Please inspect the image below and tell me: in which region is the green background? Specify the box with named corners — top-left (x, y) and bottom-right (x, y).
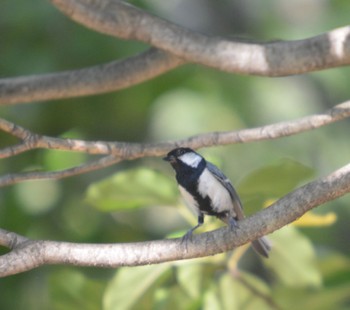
top-left (1, 1), bottom-right (350, 309)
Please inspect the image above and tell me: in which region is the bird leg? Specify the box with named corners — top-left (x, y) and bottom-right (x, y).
top-left (181, 214), bottom-right (204, 243)
top-left (228, 216), bottom-right (239, 230)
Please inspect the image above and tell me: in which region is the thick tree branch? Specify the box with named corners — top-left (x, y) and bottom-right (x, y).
top-left (51, 0), bottom-right (350, 76)
top-left (1, 161), bottom-right (350, 277)
top-left (0, 48), bottom-right (183, 105)
top-left (1, 1), bottom-right (349, 106)
top-left (1, 101), bottom-right (349, 186)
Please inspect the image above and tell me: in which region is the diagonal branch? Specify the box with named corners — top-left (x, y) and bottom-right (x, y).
top-left (1, 101), bottom-right (349, 186)
top-left (51, 0), bottom-right (350, 76)
top-left (1, 161), bottom-right (350, 277)
top-left (0, 48), bottom-right (183, 105)
top-left (0, 155), bottom-right (120, 187)
top-left (1, 101), bottom-right (350, 159)
top-left (2, 1), bottom-right (350, 106)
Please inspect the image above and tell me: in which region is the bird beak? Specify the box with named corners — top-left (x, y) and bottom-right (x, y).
top-left (163, 155), bottom-right (175, 163)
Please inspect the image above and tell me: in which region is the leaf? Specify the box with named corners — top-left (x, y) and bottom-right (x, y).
top-left (239, 159), bottom-right (314, 197)
top-left (219, 273), bottom-right (272, 310)
top-left (177, 263), bottom-right (203, 299)
top-left (265, 226), bottom-right (322, 287)
top-left (49, 269), bottom-right (104, 310)
top-left (85, 168), bottom-right (178, 211)
top-left (272, 284), bottom-right (350, 310)
top-left (103, 264), bottom-right (172, 310)
top-left (293, 211), bottom-right (337, 227)
top-left (238, 159), bottom-right (314, 213)
top-left (203, 285), bottom-right (222, 310)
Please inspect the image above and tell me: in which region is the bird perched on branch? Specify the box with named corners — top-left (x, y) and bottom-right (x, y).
top-left (163, 147), bottom-right (271, 258)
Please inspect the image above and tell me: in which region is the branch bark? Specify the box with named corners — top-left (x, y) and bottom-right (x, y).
top-left (1, 101), bottom-right (349, 186)
top-left (51, 0), bottom-right (350, 76)
top-left (1, 161), bottom-right (350, 277)
top-left (1, 1), bottom-right (349, 105)
top-left (0, 48), bottom-right (183, 105)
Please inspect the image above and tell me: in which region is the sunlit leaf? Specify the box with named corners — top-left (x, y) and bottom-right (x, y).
top-left (103, 264), bottom-right (172, 310)
top-left (293, 212), bottom-right (337, 227)
top-left (85, 168), bottom-right (178, 211)
top-left (265, 226), bottom-right (322, 287)
top-left (203, 285), bottom-right (221, 310)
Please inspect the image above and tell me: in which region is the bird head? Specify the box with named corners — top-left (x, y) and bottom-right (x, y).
top-left (163, 147), bottom-right (203, 168)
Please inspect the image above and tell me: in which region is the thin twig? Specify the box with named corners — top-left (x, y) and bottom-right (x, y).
top-left (1, 102), bottom-right (349, 186)
top-left (0, 101), bottom-right (349, 160)
top-left (0, 155), bottom-right (120, 187)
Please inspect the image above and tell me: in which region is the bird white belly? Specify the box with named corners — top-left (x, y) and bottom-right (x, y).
top-left (198, 168), bottom-right (233, 213)
top-left (178, 185), bottom-right (201, 216)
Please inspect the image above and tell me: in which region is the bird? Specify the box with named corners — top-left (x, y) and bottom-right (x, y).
top-left (163, 147), bottom-right (271, 258)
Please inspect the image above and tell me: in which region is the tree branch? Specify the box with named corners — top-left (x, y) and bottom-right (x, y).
top-left (1, 161), bottom-right (350, 277)
top-left (1, 101), bottom-right (349, 186)
top-left (0, 48), bottom-right (183, 105)
top-left (0, 155), bottom-right (120, 187)
top-left (1, 102), bottom-right (349, 158)
top-left (2, 1), bottom-right (349, 106)
top-left (51, 0), bottom-right (350, 76)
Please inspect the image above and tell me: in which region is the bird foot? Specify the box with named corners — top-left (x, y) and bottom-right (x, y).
top-left (229, 217), bottom-right (239, 230)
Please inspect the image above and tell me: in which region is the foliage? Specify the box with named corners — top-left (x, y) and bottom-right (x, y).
top-left (1, 1), bottom-right (350, 309)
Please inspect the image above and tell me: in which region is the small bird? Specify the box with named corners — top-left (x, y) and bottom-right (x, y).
top-left (163, 147), bottom-right (271, 258)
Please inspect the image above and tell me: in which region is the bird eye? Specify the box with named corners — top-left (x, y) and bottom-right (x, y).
top-left (178, 149), bottom-right (185, 155)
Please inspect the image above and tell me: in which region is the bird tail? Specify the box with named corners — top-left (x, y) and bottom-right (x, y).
top-left (251, 236), bottom-right (271, 258)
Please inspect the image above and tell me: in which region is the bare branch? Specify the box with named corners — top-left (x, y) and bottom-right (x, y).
top-left (1, 161), bottom-right (350, 277)
top-left (51, 0), bottom-right (350, 76)
top-left (2, 1), bottom-right (349, 106)
top-left (1, 101), bottom-right (349, 159)
top-left (0, 48), bottom-right (183, 105)
top-left (0, 155), bottom-right (120, 187)
top-left (1, 102), bottom-right (349, 186)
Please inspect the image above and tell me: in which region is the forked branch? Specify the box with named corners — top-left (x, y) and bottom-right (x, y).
top-left (0, 101), bottom-right (349, 186)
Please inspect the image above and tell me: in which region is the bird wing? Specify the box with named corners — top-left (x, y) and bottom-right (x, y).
top-left (206, 162), bottom-right (245, 220)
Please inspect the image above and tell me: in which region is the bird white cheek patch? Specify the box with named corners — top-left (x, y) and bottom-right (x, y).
top-left (179, 152), bottom-right (202, 168)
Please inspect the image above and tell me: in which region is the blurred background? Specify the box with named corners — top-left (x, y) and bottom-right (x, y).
top-left (0, 0), bottom-right (350, 309)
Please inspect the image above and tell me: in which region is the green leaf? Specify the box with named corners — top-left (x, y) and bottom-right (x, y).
top-left (265, 226), bottom-right (322, 287)
top-left (203, 285), bottom-right (221, 310)
top-left (238, 159), bottom-right (314, 213)
top-left (85, 168), bottom-right (178, 211)
top-left (318, 253), bottom-right (350, 285)
top-left (272, 284), bottom-right (350, 310)
top-left (177, 263), bottom-right (203, 299)
top-left (49, 269), bottom-right (105, 310)
top-left (103, 264), bottom-right (172, 310)
top-left (239, 158), bottom-right (314, 198)
top-left (219, 273), bottom-right (272, 310)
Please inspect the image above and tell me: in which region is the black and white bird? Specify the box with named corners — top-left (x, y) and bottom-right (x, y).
top-left (163, 147), bottom-right (271, 258)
